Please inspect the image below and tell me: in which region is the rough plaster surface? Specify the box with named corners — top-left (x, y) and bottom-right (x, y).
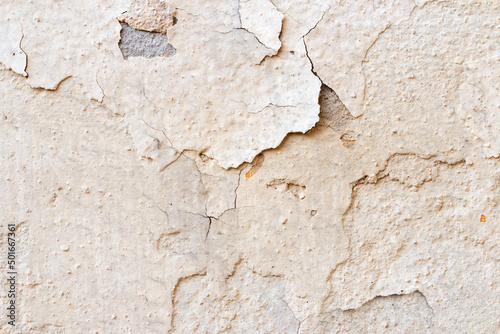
top-left (0, 0), bottom-right (499, 333)
top-left (118, 0), bottom-right (176, 34)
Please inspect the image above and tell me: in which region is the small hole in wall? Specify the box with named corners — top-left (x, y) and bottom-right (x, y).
top-left (199, 152), bottom-right (209, 162)
top-left (173, 16), bottom-right (178, 25)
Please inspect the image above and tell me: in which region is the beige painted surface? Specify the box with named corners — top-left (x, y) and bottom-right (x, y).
top-left (0, 0), bottom-right (499, 333)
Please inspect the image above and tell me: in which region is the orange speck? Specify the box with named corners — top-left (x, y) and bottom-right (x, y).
top-left (245, 169), bottom-right (256, 178)
top-left (480, 214), bottom-right (486, 222)
top-left (341, 139), bottom-right (356, 148)
top-left (245, 154), bottom-right (264, 179)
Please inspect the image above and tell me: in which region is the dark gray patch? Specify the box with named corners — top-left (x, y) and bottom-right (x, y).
top-left (318, 84), bottom-right (354, 131)
top-left (118, 22), bottom-right (176, 59)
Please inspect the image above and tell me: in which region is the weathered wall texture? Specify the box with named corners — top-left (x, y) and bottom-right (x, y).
top-left (1, 0), bottom-right (499, 333)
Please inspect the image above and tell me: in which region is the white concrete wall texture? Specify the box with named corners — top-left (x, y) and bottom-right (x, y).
top-left (0, 0), bottom-right (499, 332)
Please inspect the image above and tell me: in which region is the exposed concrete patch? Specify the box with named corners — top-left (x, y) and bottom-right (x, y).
top-left (318, 84), bottom-right (354, 132)
top-left (118, 22), bottom-right (176, 59)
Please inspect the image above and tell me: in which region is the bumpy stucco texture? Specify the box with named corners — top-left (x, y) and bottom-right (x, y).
top-left (0, 0), bottom-right (499, 333)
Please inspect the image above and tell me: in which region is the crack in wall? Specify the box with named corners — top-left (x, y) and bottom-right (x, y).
top-left (216, 27), bottom-right (275, 56)
top-left (281, 298), bottom-right (301, 334)
top-left (18, 25), bottom-right (27, 77)
top-left (238, 0), bottom-right (283, 54)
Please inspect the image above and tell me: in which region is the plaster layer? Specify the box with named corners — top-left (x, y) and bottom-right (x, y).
top-left (0, 18), bottom-right (26, 76)
top-left (118, 0), bottom-right (176, 34)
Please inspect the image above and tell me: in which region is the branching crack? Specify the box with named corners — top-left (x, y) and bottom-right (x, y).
top-left (217, 27), bottom-right (275, 54)
top-left (302, 7), bottom-right (329, 40)
top-left (248, 102), bottom-right (313, 114)
top-left (203, 215), bottom-right (217, 240)
top-left (139, 115), bottom-right (174, 148)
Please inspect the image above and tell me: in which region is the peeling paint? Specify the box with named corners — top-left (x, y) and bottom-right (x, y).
top-left (239, 0), bottom-right (284, 53)
top-left (1, 0), bottom-right (499, 333)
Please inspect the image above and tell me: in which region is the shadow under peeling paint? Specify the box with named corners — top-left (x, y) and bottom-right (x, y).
top-left (118, 22), bottom-right (176, 59)
top-left (318, 84), bottom-right (354, 132)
